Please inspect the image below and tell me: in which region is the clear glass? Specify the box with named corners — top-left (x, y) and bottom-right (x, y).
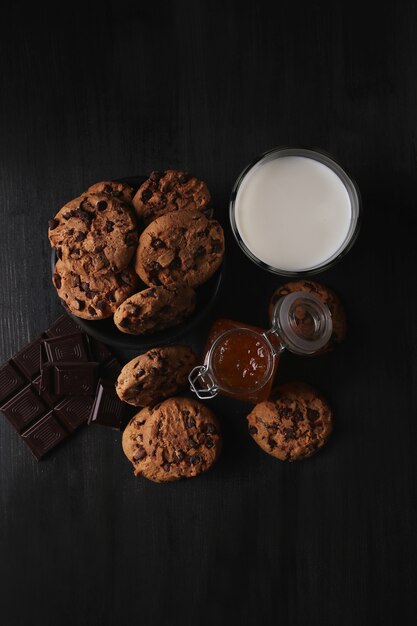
top-left (229, 146), bottom-right (362, 277)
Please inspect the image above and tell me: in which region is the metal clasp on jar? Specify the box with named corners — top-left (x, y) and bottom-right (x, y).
top-left (188, 366), bottom-right (219, 399)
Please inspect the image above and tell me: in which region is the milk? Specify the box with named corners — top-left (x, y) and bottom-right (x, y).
top-left (234, 155), bottom-right (352, 272)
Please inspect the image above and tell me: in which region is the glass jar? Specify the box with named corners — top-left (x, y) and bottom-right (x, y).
top-left (189, 291), bottom-right (333, 403)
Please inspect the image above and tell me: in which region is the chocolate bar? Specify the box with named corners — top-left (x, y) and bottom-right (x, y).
top-left (0, 314), bottom-right (124, 459)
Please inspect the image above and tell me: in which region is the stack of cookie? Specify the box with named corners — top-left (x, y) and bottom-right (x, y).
top-left (48, 171), bottom-right (225, 335)
top-left (49, 181), bottom-right (140, 319)
top-left (116, 346), bottom-right (222, 483)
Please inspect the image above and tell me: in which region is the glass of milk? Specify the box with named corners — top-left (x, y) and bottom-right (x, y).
top-left (230, 147), bottom-right (361, 276)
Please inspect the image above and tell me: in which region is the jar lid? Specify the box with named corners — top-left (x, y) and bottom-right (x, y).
top-left (270, 291), bottom-right (333, 355)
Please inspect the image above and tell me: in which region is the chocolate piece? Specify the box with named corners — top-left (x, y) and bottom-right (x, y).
top-left (100, 357), bottom-right (123, 381)
top-left (40, 361), bottom-right (98, 396)
top-left (0, 384), bottom-right (48, 434)
top-left (21, 412), bottom-right (69, 460)
top-left (88, 337), bottom-right (113, 363)
top-left (32, 375), bottom-right (62, 407)
top-left (43, 333), bottom-right (89, 363)
top-left (55, 362), bottom-right (98, 396)
top-left (12, 336), bottom-right (45, 380)
top-left (0, 362), bottom-right (26, 404)
top-left (88, 379), bottom-right (126, 430)
top-left (54, 397), bottom-right (95, 432)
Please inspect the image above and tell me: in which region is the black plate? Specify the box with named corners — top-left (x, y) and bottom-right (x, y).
top-left (50, 176), bottom-right (223, 350)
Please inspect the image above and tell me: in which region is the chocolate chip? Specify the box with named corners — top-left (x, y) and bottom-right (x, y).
top-left (106, 292), bottom-right (116, 302)
top-left (307, 408), bottom-right (320, 422)
top-left (56, 247), bottom-right (62, 260)
top-left (104, 185), bottom-right (113, 195)
top-left (96, 300), bottom-right (107, 311)
top-left (73, 275), bottom-right (81, 288)
top-left (169, 256), bottom-right (181, 270)
top-left (151, 237), bottom-right (166, 250)
top-left (81, 281), bottom-right (89, 292)
top-left (63, 211), bottom-right (72, 219)
top-left (211, 240), bottom-right (222, 254)
top-left (268, 436), bottom-right (277, 448)
top-left (88, 306), bottom-right (97, 316)
top-left (248, 426), bottom-right (258, 435)
top-left (72, 248), bottom-right (81, 256)
top-left (119, 272), bottom-right (132, 285)
top-left (145, 288), bottom-right (157, 298)
top-left (113, 189), bottom-right (121, 197)
top-left (49, 218), bottom-right (59, 230)
top-left (293, 409), bottom-right (304, 422)
top-left (190, 455), bottom-right (201, 465)
top-left (135, 369), bottom-right (145, 378)
top-left (175, 450), bottom-right (185, 462)
top-left (197, 228), bottom-right (210, 238)
top-left (96, 200), bottom-right (107, 211)
top-left (194, 245), bottom-right (205, 258)
top-left (205, 437), bottom-right (214, 449)
top-left (162, 462), bottom-right (170, 472)
top-left (67, 228), bottom-right (74, 236)
top-left (305, 281), bottom-right (319, 292)
top-left (53, 274), bottom-right (61, 289)
top-left (178, 173), bottom-right (190, 184)
top-left (205, 423), bottom-right (217, 435)
top-left (133, 447), bottom-right (146, 461)
top-left (188, 437), bottom-right (198, 448)
top-left (119, 318), bottom-right (130, 328)
top-left (94, 245), bottom-right (104, 253)
top-left (148, 261), bottom-right (162, 285)
top-left (149, 171), bottom-right (163, 183)
top-left (105, 220), bottom-right (114, 233)
top-left (141, 189), bottom-right (153, 203)
top-left (100, 254), bottom-right (110, 268)
top-left (74, 298), bottom-right (85, 311)
top-left (125, 232), bottom-right (137, 246)
top-left (280, 407), bottom-right (292, 418)
top-left (284, 428), bottom-right (295, 439)
top-left (186, 416), bottom-right (196, 428)
top-left (75, 208), bottom-right (92, 222)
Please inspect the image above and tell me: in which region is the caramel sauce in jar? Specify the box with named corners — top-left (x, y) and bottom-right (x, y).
top-left (202, 319), bottom-right (280, 403)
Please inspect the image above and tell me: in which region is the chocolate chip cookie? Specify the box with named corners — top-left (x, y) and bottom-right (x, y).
top-left (135, 210), bottom-right (224, 288)
top-left (132, 170), bottom-right (211, 225)
top-left (52, 260), bottom-right (139, 320)
top-left (122, 397), bottom-right (221, 482)
top-left (247, 382), bottom-right (332, 461)
top-left (113, 284), bottom-right (196, 334)
top-left (48, 193), bottom-right (138, 274)
top-left (116, 346), bottom-right (196, 406)
top-left (269, 280), bottom-right (347, 353)
top-left (86, 181), bottom-right (134, 204)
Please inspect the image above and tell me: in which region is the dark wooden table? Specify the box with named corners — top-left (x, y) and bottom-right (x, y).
top-left (1, 2), bottom-right (416, 625)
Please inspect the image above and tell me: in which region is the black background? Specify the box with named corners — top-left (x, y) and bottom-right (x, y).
top-left (1, 2), bottom-right (416, 625)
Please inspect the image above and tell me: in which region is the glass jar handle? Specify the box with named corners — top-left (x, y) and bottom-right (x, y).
top-left (188, 366), bottom-right (219, 399)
